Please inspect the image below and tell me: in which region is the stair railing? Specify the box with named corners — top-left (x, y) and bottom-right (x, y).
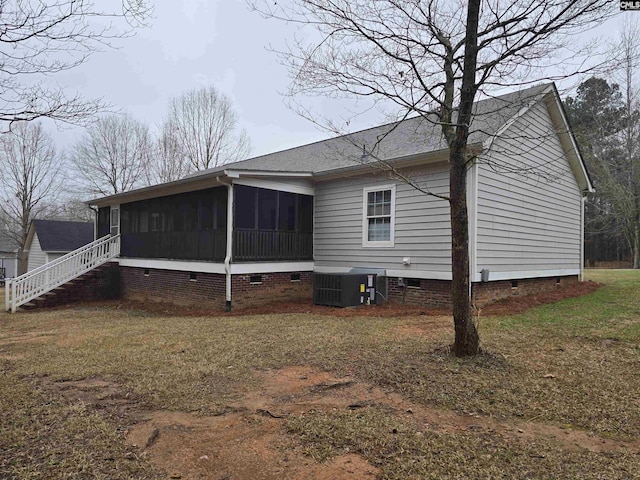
top-left (5, 234), bottom-right (120, 313)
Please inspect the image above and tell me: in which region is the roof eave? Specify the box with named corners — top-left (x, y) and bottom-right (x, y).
top-left (545, 86), bottom-right (594, 194)
top-left (88, 169), bottom-right (316, 207)
top-left (312, 147), bottom-right (475, 181)
top-left (224, 169), bottom-right (313, 179)
top-left (87, 174), bottom-right (229, 207)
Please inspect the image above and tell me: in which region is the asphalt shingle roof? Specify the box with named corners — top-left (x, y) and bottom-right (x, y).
top-left (32, 220), bottom-right (93, 252)
top-left (90, 83), bottom-right (558, 206)
top-left (189, 83), bottom-right (551, 177)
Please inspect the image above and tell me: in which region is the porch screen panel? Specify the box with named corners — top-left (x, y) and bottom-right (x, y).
top-left (97, 207), bottom-right (110, 238)
top-left (120, 187), bottom-right (227, 261)
top-left (233, 185), bottom-right (313, 261)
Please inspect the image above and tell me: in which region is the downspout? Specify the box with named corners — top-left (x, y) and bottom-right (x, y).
top-left (580, 195), bottom-right (586, 282)
top-left (217, 176), bottom-right (233, 311)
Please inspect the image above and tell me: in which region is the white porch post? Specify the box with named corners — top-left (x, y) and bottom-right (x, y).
top-left (224, 182), bottom-right (234, 311)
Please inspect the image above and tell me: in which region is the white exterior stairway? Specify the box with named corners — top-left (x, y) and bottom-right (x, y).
top-left (5, 234), bottom-right (120, 313)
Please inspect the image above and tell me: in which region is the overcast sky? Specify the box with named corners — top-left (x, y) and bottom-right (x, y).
top-left (50, 0), bottom-right (627, 159)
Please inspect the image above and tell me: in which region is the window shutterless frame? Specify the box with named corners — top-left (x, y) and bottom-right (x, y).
top-left (362, 184), bottom-right (396, 247)
top-left (110, 206), bottom-right (120, 236)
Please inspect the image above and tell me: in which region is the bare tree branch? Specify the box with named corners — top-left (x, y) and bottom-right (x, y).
top-left (163, 86), bottom-right (252, 173)
top-left (0, 0), bottom-right (152, 129)
top-left (0, 121), bottom-right (64, 271)
top-left (70, 114), bottom-right (152, 196)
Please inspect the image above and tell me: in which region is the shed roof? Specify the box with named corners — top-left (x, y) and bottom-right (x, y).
top-left (31, 220), bottom-right (94, 252)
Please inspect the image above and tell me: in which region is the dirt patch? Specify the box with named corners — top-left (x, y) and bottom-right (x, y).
top-left (48, 280), bottom-right (600, 320)
top-left (388, 316), bottom-right (452, 339)
top-left (24, 362), bottom-right (640, 479)
top-left (0, 330), bottom-right (59, 345)
top-left (107, 365), bottom-right (639, 479)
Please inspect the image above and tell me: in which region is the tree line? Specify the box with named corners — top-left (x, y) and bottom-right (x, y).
top-left (563, 23), bottom-right (640, 269)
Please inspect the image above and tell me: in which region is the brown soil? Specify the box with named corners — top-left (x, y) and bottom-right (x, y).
top-left (54, 280), bottom-right (601, 319)
top-left (476, 280), bottom-right (601, 316)
top-left (43, 363), bottom-right (638, 480)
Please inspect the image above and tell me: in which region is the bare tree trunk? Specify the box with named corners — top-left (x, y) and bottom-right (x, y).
top-left (449, 0), bottom-right (481, 357)
top-left (634, 220), bottom-right (640, 269)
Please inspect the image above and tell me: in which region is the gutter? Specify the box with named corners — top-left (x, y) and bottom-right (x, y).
top-left (217, 175), bottom-right (234, 311)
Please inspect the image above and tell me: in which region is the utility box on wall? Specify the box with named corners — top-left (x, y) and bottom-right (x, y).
top-left (313, 273), bottom-right (377, 307)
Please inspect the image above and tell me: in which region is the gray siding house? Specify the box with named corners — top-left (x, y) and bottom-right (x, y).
top-left (90, 83), bottom-right (591, 309)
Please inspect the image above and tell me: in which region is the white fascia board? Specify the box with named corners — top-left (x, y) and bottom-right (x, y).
top-left (471, 268), bottom-right (581, 282)
top-left (314, 265), bottom-right (453, 280)
top-left (224, 169), bottom-right (313, 178)
top-left (385, 269), bottom-right (452, 280)
top-left (545, 91), bottom-right (594, 193)
top-left (118, 258), bottom-right (227, 274)
top-left (231, 262), bottom-right (314, 274)
top-left (88, 176), bottom-right (226, 207)
top-left (232, 177), bottom-right (315, 196)
top-left (117, 258), bottom-right (314, 275)
top-left (313, 265), bottom-right (352, 274)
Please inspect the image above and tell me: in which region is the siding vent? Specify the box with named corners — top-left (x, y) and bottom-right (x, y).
top-left (189, 272), bottom-right (197, 281)
top-left (144, 269), bottom-right (150, 276)
top-left (556, 277), bottom-right (561, 285)
top-left (250, 274), bottom-right (263, 284)
top-left (511, 280), bottom-right (518, 289)
top-left (291, 273), bottom-right (301, 282)
top-left (407, 278), bottom-right (421, 289)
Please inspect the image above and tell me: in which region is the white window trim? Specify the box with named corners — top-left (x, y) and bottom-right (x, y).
top-left (110, 205), bottom-right (120, 236)
top-left (362, 184), bottom-right (396, 248)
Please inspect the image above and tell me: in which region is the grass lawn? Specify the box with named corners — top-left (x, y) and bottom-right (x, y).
top-left (1, 270), bottom-right (639, 479)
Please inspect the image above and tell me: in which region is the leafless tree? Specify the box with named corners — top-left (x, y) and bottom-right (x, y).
top-left (596, 21), bottom-right (640, 268)
top-left (146, 122), bottom-right (194, 184)
top-left (163, 86), bottom-right (251, 173)
top-left (0, 122), bottom-right (64, 272)
top-left (0, 0), bottom-right (152, 129)
top-left (71, 114), bottom-right (152, 196)
top-left (250, 0), bottom-right (616, 356)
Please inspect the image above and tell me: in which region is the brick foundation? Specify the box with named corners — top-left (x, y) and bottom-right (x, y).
top-left (116, 266), bottom-right (579, 311)
top-left (471, 275), bottom-right (579, 306)
top-left (231, 271), bottom-right (313, 308)
top-left (387, 277), bottom-right (452, 309)
top-left (119, 266), bottom-right (312, 310)
top-left (385, 275), bottom-right (580, 309)
top-left (32, 262), bottom-right (120, 309)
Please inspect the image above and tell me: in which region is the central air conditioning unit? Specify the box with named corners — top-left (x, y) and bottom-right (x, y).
top-left (313, 273), bottom-right (377, 307)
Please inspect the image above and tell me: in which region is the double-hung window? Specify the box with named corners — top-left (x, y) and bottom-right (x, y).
top-left (362, 185), bottom-right (395, 247)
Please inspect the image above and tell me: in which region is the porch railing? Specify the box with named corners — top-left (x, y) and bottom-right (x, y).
top-left (233, 230), bottom-right (313, 261)
top-left (5, 234), bottom-right (120, 313)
